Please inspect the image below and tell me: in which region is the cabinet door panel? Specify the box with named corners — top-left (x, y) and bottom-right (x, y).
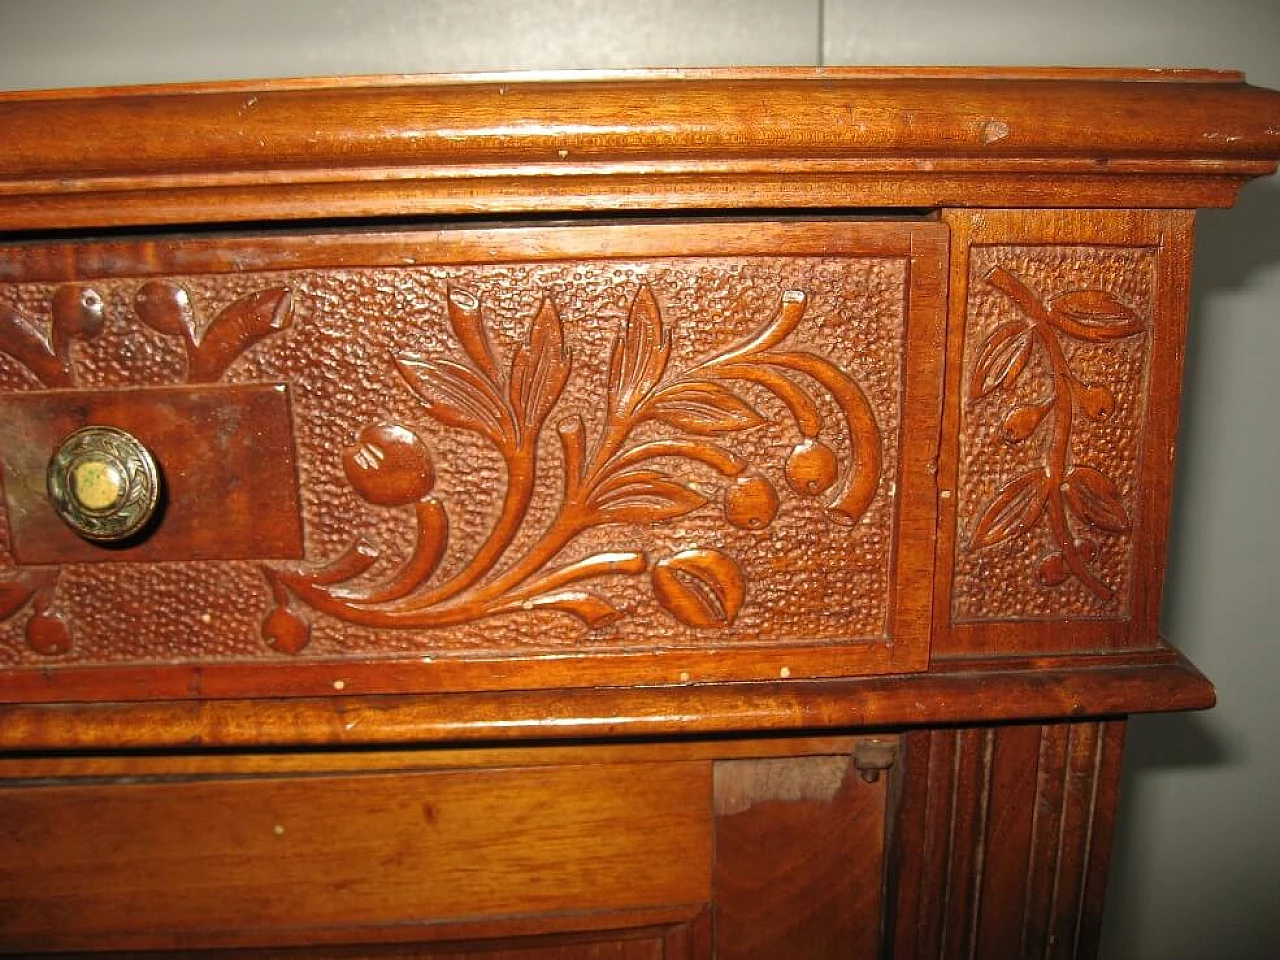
top-left (0, 762), bottom-right (711, 953)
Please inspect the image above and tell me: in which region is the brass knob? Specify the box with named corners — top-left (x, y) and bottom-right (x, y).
top-left (47, 426), bottom-right (161, 542)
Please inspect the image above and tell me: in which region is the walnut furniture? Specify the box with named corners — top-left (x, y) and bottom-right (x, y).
top-left (1, 68), bottom-right (1279, 958)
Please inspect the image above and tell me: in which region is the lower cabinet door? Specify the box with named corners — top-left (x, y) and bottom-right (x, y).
top-left (0, 738), bottom-right (891, 958)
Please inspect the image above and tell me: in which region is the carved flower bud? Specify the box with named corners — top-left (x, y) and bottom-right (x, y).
top-left (51, 284), bottom-right (105, 342)
top-left (784, 439), bottom-right (839, 496)
top-left (723, 474), bottom-right (779, 530)
top-left (1078, 384), bottom-right (1115, 422)
top-left (1001, 403), bottom-right (1050, 444)
top-left (1037, 551), bottom-right (1070, 587)
top-left (262, 607), bottom-right (311, 655)
top-left (343, 422), bottom-right (435, 507)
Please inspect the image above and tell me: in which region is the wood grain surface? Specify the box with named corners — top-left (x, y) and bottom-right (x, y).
top-left (1, 71), bottom-right (1279, 227)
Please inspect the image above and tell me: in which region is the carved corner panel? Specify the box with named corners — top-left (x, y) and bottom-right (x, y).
top-left (954, 245), bottom-right (1154, 621)
top-left (939, 209), bottom-right (1194, 656)
top-left (0, 223), bottom-right (945, 698)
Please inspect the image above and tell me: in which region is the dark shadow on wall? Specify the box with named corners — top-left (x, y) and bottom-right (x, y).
top-left (1101, 178), bottom-right (1280, 960)
top-left (1102, 712), bottom-right (1236, 959)
top-left (1164, 179), bottom-right (1280, 631)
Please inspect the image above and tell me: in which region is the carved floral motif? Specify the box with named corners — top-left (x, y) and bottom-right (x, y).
top-left (966, 267), bottom-right (1144, 601)
top-left (261, 284), bottom-right (881, 653)
top-left (0, 283), bottom-right (293, 653)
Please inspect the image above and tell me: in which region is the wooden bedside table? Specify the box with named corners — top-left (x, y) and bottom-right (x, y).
top-left (1, 68), bottom-right (1277, 958)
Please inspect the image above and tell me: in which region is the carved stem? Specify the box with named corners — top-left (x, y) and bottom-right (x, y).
top-left (1036, 318), bottom-right (1111, 600)
top-left (761, 350), bottom-right (882, 525)
top-left (390, 444), bottom-right (538, 610)
top-left (713, 363), bottom-right (823, 437)
top-left (333, 499), bottom-right (448, 605)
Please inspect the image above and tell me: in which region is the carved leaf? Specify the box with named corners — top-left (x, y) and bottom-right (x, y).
top-left (969, 319), bottom-right (1033, 401)
top-left (188, 287), bottom-right (293, 382)
top-left (1062, 465), bottom-right (1130, 533)
top-left (970, 468), bottom-right (1051, 550)
top-left (1047, 289), bottom-right (1144, 342)
top-left (0, 302), bottom-right (66, 387)
top-left (508, 297), bottom-right (571, 432)
top-left (588, 469), bottom-right (708, 525)
top-left (519, 591), bottom-right (624, 628)
top-left (652, 548), bottom-right (746, 628)
top-left (446, 288), bottom-right (502, 385)
top-left (0, 577), bottom-right (36, 621)
top-left (645, 381), bottom-right (766, 435)
top-left (607, 284), bottom-right (671, 416)
top-left (396, 355), bottom-right (509, 441)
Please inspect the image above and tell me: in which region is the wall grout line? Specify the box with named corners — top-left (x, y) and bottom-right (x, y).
top-left (817, 0), bottom-right (826, 67)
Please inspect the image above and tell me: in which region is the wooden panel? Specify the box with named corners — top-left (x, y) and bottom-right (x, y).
top-left (887, 720), bottom-right (1125, 960)
top-left (0, 219), bottom-right (946, 701)
top-left (713, 753), bottom-right (888, 959)
top-left (936, 209), bottom-right (1194, 655)
top-left (0, 761), bottom-right (713, 953)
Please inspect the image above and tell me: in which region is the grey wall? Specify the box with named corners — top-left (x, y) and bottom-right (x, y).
top-left (1, 1), bottom-right (1277, 956)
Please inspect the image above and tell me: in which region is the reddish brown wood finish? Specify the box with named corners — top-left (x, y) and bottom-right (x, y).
top-left (0, 220), bottom-right (945, 702)
top-left (714, 754), bottom-right (888, 958)
top-left (0, 647), bottom-right (1212, 751)
top-left (1, 70), bottom-right (1279, 227)
top-left (0, 70), bottom-right (1276, 960)
top-left (935, 210), bottom-right (1193, 657)
top-left (0, 737), bottom-right (883, 957)
top-left (0, 383), bottom-right (303, 563)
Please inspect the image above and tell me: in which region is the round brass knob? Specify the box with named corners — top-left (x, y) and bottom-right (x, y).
top-left (47, 426), bottom-right (161, 542)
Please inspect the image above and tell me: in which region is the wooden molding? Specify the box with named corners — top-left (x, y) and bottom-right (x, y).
top-left (2, 70), bottom-right (1280, 227)
top-left (0, 648), bottom-right (1211, 751)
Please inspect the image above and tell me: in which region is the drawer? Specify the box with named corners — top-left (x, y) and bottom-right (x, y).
top-left (0, 220), bottom-right (947, 702)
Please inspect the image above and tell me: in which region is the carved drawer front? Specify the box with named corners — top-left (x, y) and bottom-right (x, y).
top-left (0, 221), bottom-right (946, 701)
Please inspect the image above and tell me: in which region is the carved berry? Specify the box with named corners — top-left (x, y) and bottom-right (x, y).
top-left (1078, 384), bottom-right (1116, 421)
top-left (1001, 403), bottom-right (1049, 444)
top-left (1036, 552), bottom-right (1070, 587)
top-left (26, 609), bottom-right (72, 655)
top-left (784, 439), bottom-right (839, 496)
top-left (263, 607), bottom-right (311, 655)
top-left (343, 422), bottom-right (435, 507)
top-left (134, 279), bottom-right (196, 341)
top-left (723, 474), bottom-right (779, 530)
